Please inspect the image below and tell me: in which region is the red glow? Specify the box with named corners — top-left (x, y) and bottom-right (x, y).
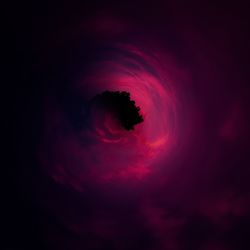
top-left (39, 42), bottom-right (189, 190)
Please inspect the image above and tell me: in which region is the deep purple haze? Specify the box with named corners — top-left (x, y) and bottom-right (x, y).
top-left (26, 1), bottom-right (250, 250)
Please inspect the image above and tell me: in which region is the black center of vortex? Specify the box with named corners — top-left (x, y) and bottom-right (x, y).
top-left (91, 91), bottom-right (144, 131)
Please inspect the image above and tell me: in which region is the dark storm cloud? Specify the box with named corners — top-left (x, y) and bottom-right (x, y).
top-left (10, 1), bottom-right (250, 249)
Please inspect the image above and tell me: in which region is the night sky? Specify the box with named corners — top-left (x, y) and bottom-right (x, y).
top-left (6, 1), bottom-right (250, 249)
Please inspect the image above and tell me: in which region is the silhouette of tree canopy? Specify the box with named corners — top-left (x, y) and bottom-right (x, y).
top-left (91, 91), bottom-right (144, 130)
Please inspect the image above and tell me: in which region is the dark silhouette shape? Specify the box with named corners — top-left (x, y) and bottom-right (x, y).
top-left (91, 91), bottom-right (144, 130)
